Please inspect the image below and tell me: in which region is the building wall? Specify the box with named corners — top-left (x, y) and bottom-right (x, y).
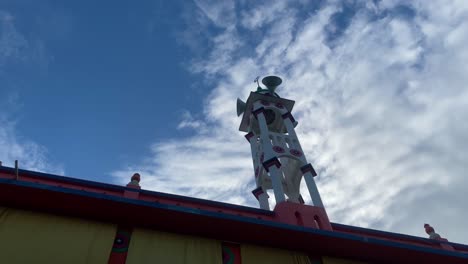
top-left (125, 228), bottom-right (222, 264)
top-left (0, 206), bottom-right (116, 264)
top-left (125, 228), bottom-right (366, 264)
top-left (0, 206), bottom-right (368, 264)
top-left (239, 244), bottom-right (311, 264)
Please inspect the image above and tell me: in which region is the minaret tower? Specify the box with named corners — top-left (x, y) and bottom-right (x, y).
top-left (237, 76), bottom-right (324, 211)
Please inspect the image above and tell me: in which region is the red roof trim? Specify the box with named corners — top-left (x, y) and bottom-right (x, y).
top-left (0, 166), bottom-right (273, 216)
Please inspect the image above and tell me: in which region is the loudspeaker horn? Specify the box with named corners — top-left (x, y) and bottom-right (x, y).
top-left (237, 98), bottom-right (247, 116)
top-left (262, 76), bottom-right (282, 94)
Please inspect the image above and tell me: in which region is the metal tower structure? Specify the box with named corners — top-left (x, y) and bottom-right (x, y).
top-left (237, 76), bottom-right (324, 210)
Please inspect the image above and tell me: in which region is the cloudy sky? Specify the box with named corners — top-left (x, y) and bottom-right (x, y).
top-left (1, 0), bottom-right (468, 244)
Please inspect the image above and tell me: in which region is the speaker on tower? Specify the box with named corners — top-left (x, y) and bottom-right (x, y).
top-left (237, 98), bottom-right (247, 116)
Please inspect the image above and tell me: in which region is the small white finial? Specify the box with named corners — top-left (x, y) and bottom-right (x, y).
top-left (424, 223), bottom-right (442, 240)
top-left (127, 173), bottom-right (141, 188)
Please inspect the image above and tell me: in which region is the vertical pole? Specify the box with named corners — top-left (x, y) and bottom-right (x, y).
top-left (283, 113), bottom-right (298, 137)
top-left (269, 165), bottom-right (286, 204)
top-left (283, 112), bottom-right (302, 150)
top-left (254, 103), bottom-right (286, 205)
top-left (245, 132), bottom-right (259, 179)
top-left (15, 160), bottom-right (19, 180)
top-left (258, 192), bottom-right (270, 210)
top-left (253, 105), bottom-right (272, 151)
top-left (303, 172), bottom-right (324, 208)
top-left (285, 110), bottom-right (325, 208)
top-left (252, 187), bottom-right (270, 210)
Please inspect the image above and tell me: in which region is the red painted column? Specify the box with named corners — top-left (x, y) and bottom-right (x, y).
top-left (108, 173), bottom-right (141, 264)
top-left (108, 227), bottom-right (133, 264)
top-left (222, 242), bottom-right (242, 264)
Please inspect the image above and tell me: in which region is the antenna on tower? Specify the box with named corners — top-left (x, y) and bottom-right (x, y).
top-left (237, 75), bottom-right (283, 117)
top-left (254, 76), bottom-right (261, 91)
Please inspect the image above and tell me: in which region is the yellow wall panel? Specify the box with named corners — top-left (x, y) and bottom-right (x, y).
top-left (126, 229), bottom-right (222, 264)
top-left (0, 206), bottom-right (116, 264)
top-left (241, 244), bottom-right (311, 264)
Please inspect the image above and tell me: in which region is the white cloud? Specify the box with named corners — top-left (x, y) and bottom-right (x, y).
top-left (240, 1), bottom-right (291, 30)
top-left (0, 10), bottom-right (61, 174)
top-left (0, 11), bottom-right (28, 70)
top-left (193, 0), bottom-right (236, 28)
top-left (0, 113), bottom-right (63, 174)
top-left (113, 0), bottom-right (468, 244)
top-left (177, 111), bottom-right (206, 131)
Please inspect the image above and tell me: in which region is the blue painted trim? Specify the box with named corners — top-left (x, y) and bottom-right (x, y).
top-left (0, 166), bottom-right (273, 216)
top-left (1, 178), bottom-right (467, 259)
top-left (137, 189), bottom-right (274, 216)
top-left (331, 222), bottom-right (434, 243)
top-left (331, 222), bottom-right (468, 250)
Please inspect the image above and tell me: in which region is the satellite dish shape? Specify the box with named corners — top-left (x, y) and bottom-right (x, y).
top-left (262, 76), bottom-right (282, 94)
top-left (237, 98), bottom-right (246, 116)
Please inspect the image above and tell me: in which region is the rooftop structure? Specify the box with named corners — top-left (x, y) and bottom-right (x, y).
top-left (1, 166), bottom-right (467, 263)
top-left (0, 76), bottom-right (467, 263)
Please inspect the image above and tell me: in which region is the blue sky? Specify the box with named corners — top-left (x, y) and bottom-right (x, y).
top-left (2, 0), bottom-right (468, 244)
top-left (1, 1), bottom-right (207, 181)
